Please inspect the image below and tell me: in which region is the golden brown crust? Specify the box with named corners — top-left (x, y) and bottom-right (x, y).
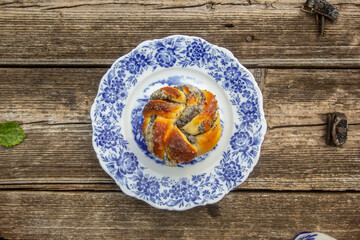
top-left (195, 113), bottom-right (222, 155)
top-left (142, 85), bottom-right (222, 166)
top-left (142, 100), bottom-right (184, 119)
top-left (165, 126), bottom-right (197, 163)
top-left (152, 117), bottom-right (174, 159)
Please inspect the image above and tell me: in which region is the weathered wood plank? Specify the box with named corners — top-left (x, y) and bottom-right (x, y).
top-left (0, 68), bottom-right (359, 126)
top-left (264, 69), bottom-right (360, 127)
top-left (0, 124), bottom-right (359, 191)
top-left (0, 191), bottom-right (359, 239)
top-left (3, 0), bottom-right (360, 8)
top-left (0, 67), bottom-right (359, 190)
top-left (0, 68), bottom-right (103, 124)
top-left (0, 0), bottom-right (359, 67)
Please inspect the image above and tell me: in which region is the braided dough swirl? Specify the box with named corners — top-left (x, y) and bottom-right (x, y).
top-left (142, 85), bottom-right (222, 167)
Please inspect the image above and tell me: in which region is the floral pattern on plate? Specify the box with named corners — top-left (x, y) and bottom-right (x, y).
top-left (91, 35), bottom-right (266, 210)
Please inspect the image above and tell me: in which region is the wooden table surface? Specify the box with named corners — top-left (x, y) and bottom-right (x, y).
top-left (1, 1), bottom-right (359, 239)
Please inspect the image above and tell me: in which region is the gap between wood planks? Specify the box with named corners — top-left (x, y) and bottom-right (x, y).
top-left (0, 1), bottom-right (308, 11)
top-left (2, 1), bottom-right (360, 10)
top-left (1, 59), bottom-right (360, 69)
top-left (1, 183), bottom-right (359, 193)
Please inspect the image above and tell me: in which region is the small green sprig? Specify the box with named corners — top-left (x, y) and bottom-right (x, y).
top-left (0, 122), bottom-right (26, 147)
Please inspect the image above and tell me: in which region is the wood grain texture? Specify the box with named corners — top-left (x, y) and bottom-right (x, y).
top-left (0, 67), bottom-right (359, 190)
top-left (0, 191), bottom-right (359, 240)
top-left (1, 68), bottom-right (359, 126)
top-left (0, 123), bottom-right (359, 191)
top-left (0, 0), bottom-right (359, 67)
top-left (0, 1), bottom-right (359, 239)
top-left (0, 68), bottom-right (103, 124)
top-left (264, 69), bottom-right (360, 127)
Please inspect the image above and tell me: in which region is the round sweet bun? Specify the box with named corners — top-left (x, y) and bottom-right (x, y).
top-left (142, 85), bottom-right (222, 167)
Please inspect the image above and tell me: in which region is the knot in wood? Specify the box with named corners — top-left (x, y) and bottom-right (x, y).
top-left (326, 113), bottom-right (348, 146)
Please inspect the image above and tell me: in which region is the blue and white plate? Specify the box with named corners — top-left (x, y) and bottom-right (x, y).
top-left (91, 35), bottom-right (266, 210)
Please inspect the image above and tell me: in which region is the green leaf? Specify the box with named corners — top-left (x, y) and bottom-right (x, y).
top-left (0, 122), bottom-right (26, 147)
